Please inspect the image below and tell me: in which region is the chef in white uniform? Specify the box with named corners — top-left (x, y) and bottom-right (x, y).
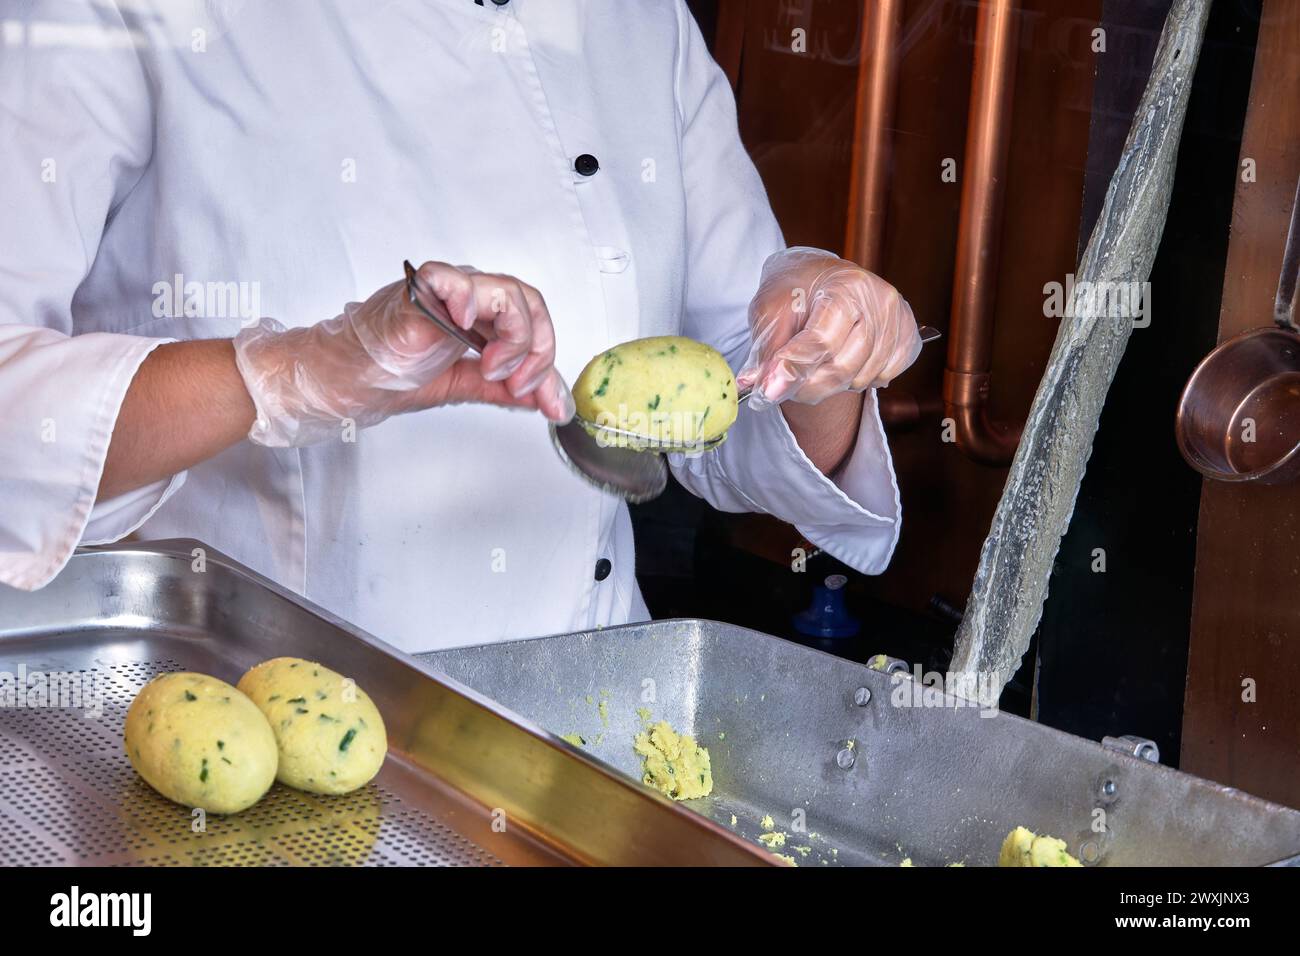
top-left (0, 0), bottom-right (921, 652)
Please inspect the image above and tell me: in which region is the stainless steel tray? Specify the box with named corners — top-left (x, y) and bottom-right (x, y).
top-left (420, 620), bottom-right (1300, 866)
top-left (0, 542), bottom-right (771, 867)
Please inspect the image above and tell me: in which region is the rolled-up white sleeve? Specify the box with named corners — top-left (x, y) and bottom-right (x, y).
top-left (666, 0), bottom-right (903, 574)
top-left (0, 1), bottom-right (185, 591)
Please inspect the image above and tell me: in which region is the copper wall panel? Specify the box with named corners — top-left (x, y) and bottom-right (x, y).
top-left (1182, 0), bottom-right (1300, 808)
top-left (731, 0), bottom-right (1099, 613)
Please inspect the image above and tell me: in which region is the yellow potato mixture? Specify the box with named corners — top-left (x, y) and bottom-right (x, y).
top-left (633, 720), bottom-right (713, 800)
top-left (573, 336), bottom-right (739, 446)
top-left (124, 673), bottom-right (277, 814)
top-left (237, 657), bottom-right (387, 795)
top-left (998, 826), bottom-right (1083, 867)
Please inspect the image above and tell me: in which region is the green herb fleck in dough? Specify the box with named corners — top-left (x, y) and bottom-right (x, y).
top-left (592, 376), bottom-right (610, 398)
top-left (199, 758), bottom-right (209, 783)
top-left (648, 394), bottom-right (660, 410)
top-left (183, 691), bottom-right (197, 702)
top-left (287, 697), bottom-right (306, 704)
top-left (339, 728), bottom-right (357, 752)
top-left (316, 690), bottom-right (327, 700)
top-left (295, 707), bottom-right (309, 715)
top-left (217, 740), bottom-right (225, 750)
top-left (221, 757), bottom-right (232, 765)
top-left (268, 695), bottom-right (281, 701)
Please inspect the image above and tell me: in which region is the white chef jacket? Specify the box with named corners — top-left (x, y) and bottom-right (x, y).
top-left (0, 0), bottom-right (904, 652)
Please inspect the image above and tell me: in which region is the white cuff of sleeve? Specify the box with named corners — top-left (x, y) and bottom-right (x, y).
top-left (82, 471), bottom-right (187, 545)
top-left (683, 389), bottom-right (902, 574)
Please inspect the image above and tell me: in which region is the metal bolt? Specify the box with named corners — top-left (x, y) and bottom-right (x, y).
top-left (853, 687), bottom-right (872, 706)
top-left (1079, 840), bottom-right (1101, 865)
top-left (1102, 779), bottom-right (1117, 797)
top-left (836, 747), bottom-right (856, 770)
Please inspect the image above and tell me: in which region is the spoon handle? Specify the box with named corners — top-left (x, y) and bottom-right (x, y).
top-left (405, 260), bottom-right (942, 374)
top-left (403, 260), bottom-right (490, 354)
top-left (736, 325), bottom-right (940, 404)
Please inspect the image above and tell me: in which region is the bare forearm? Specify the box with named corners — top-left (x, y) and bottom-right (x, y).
top-left (97, 339), bottom-right (255, 501)
top-left (782, 391), bottom-right (864, 476)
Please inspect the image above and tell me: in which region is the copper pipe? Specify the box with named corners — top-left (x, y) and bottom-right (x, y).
top-left (943, 0), bottom-right (1023, 466)
top-left (879, 390), bottom-right (944, 431)
top-left (844, 0), bottom-right (904, 270)
top-left (845, 0), bottom-right (938, 431)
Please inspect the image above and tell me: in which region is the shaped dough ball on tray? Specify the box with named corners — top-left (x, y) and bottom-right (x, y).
top-left (237, 657), bottom-right (387, 795)
top-left (124, 673), bottom-right (278, 814)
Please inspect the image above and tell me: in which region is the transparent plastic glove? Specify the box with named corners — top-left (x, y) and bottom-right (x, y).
top-left (233, 262), bottom-right (574, 447)
top-left (736, 247), bottom-right (922, 410)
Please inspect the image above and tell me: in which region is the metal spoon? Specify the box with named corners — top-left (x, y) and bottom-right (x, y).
top-left (404, 260), bottom-right (669, 500)
top-left (405, 260), bottom-right (939, 502)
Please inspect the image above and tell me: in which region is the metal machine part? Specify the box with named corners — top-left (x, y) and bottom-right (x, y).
top-left (1103, 735), bottom-right (1161, 764)
top-left (0, 542), bottom-right (770, 867)
top-left (421, 619), bottom-right (1300, 867)
top-left (950, 0), bottom-right (1213, 699)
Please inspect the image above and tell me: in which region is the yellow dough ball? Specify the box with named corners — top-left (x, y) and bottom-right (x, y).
top-left (124, 673), bottom-right (278, 814)
top-left (573, 336), bottom-right (739, 446)
top-left (237, 657), bottom-right (387, 795)
top-left (998, 826), bottom-right (1083, 867)
top-left (633, 720), bottom-right (713, 800)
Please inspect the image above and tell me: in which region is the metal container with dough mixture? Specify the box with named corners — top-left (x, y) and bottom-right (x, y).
top-left (421, 623), bottom-right (1300, 866)
top-left (3, 541), bottom-right (1298, 866)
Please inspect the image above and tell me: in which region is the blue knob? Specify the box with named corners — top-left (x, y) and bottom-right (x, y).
top-left (792, 574), bottom-right (860, 639)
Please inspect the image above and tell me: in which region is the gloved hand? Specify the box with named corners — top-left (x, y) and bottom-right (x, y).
top-left (736, 247), bottom-right (922, 410)
top-left (233, 261), bottom-right (574, 447)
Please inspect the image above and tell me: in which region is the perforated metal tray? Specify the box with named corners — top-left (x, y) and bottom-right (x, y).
top-left (0, 542), bottom-right (772, 867)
